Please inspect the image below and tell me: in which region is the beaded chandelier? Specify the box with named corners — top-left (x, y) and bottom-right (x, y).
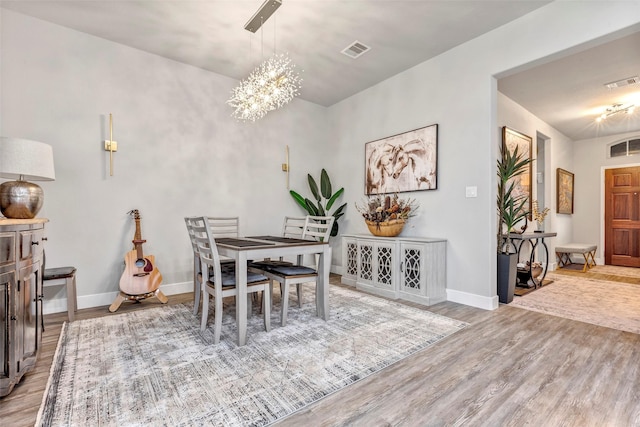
top-left (227, 53), bottom-right (302, 122)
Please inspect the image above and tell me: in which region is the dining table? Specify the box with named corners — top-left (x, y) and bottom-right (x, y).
top-left (214, 235), bottom-right (332, 346)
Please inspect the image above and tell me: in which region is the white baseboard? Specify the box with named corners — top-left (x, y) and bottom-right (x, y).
top-left (42, 281), bottom-right (194, 315)
top-left (446, 288), bottom-right (498, 310)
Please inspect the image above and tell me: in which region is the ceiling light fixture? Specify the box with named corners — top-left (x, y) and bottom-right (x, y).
top-left (596, 103), bottom-right (636, 122)
top-left (227, 0), bottom-right (302, 122)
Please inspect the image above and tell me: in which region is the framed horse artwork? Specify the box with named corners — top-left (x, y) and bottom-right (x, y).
top-left (365, 124), bottom-right (438, 195)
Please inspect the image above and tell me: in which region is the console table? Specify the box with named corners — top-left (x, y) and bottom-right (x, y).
top-left (341, 234), bottom-right (446, 306)
top-left (504, 231), bottom-right (557, 289)
top-left (0, 218), bottom-right (47, 397)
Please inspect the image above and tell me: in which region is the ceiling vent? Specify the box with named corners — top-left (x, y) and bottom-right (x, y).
top-left (341, 41), bottom-right (371, 59)
top-left (604, 76), bottom-right (640, 89)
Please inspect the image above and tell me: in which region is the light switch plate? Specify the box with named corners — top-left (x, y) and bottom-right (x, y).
top-left (465, 186), bottom-right (478, 198)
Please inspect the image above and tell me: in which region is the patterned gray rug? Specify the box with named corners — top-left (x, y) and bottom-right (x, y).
top-left (510, 272), bottom-right (640, 334)
top-left (36, 286), bottom-right (467, 426)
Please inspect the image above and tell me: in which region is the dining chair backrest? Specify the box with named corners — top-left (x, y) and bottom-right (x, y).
top-left (302, 215), bottom-right (335, 243)
top-left (282, 216), bottom-right (306, 239)
top-left (206, 216), bottom-right (239, 238)
top-left (184, 216), bottom-right (200, 255)
top-left (191, 216), bottom-right (224, 283)
top-left (185, 216), bottom-right (206, 314)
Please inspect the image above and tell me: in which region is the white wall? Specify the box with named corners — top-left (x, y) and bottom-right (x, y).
top-left (573, 130), bottom-right (640, 262)
top-left (0, 10), bottom-right (330, 311)
top-left (328, 1), bottom-right (640, 309)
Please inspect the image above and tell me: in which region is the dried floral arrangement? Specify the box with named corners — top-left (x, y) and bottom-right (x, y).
top-left (356, 194), bottom-right (418, 224)
top-left (532, 200), bottom-right (550, 225)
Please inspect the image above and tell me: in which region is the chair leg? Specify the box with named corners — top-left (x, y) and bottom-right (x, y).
top-left (193, 257), bottom-right (201, 315)
top-left (247, 294), bottom-right (252, 319)
top-left (214, 292), bottom-right (223, 344)
top-left (263, 285), bottom-right (271, 332)
top-left (200, 291), bottom-right (209, 332)
top-left (281, 282), bottom-right (290, 327)
top-left (296, 283), bottom-right (303, 308)
top-left (65, 276), bottom-right (76, 322)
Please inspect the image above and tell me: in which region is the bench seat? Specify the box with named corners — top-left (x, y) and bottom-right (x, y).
top-left (555, 244), bottom-right (597, 272)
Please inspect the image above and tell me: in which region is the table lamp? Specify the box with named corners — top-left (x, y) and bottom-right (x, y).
top-left (0, 137), bottom-right (55, 219)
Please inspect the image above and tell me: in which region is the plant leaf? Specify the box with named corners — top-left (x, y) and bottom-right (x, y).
top-left (330, 221), bottom-right (339, 237)
top-left (290, 190), bottom-right (307, 209)
top-left (320, 169), bottom-right (332, 199)
top-left (332, 203), bottom-right (347, 217)
top-left (326, 188), bottom-right (344, 210)
top-left (308, 174), bottom-right (321, 202)
top-left (305, 199), bottom-right (319, 215)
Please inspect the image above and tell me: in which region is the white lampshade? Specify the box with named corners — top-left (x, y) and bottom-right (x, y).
top-left (0, 137), bottom-right (55, 219)
top-left (0, 137), bottom-right (56, 181)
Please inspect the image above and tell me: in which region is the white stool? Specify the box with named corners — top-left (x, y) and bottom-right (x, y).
top-left (43, 267), bottom-right (77, 322)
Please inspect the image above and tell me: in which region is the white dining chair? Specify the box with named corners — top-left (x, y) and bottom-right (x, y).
top-left (185, 216), bottom-right (239, 315)
top-left (258, 215), bottom-right (334, 326)
top-left (191, 216), bottom-right (271, 344)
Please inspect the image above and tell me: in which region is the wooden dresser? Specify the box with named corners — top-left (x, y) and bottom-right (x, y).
top-left (0, 218), bottom-right (47, 397)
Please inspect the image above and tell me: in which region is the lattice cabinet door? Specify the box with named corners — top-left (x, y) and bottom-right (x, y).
top-left (372, 241), bottom-right (396, 296)
top-left (357, 241), bottom-right (374, 285)
top-left (398, 241), bottom-right (446, 305)
top-left (400, 242), bottom-right (426, 295)
top-left (341, 237), bottom-right (358, 285)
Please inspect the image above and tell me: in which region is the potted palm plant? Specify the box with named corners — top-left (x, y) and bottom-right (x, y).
top-left (290, 169), bottom-right (347, 237)
top-left (497, 145), bottom-right (532, 303)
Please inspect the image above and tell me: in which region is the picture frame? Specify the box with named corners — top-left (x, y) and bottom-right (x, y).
top-left (365, 124), bottom-right (438, 195)
top-left (502, 126), bottom-right (532, 219)
top-left (556, 168), bottom-right (574, 214)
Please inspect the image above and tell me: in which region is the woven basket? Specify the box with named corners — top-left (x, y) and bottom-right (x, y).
top-left (365, 219), bottom-right (406, 237)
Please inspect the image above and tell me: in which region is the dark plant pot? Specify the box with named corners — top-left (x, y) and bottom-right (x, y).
top-left (497, 253), bottom-right (517, 304)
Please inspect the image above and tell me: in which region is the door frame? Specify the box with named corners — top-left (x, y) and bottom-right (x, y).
top-left (601, 161), bottom-right (640, 266)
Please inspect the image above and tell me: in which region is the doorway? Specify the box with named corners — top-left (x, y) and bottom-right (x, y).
top-left (604, 166), bottom-right (640, 266)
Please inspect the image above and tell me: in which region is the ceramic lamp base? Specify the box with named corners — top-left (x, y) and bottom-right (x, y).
top-left (0, 180), bottom-right (44, 219)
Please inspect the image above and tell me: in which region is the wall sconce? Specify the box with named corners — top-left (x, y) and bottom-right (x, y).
top-left (282, 145), bottom-right (290, 189)
top-left (0, 137), bottom-right (56, 219)
top-left (104, 113), bottom-right (118, 176)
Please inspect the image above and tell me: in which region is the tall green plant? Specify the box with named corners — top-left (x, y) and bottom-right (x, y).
top-left (497, 145), bottom-right (532, 253)
top-left (290, 169), bottom-right (347, 236)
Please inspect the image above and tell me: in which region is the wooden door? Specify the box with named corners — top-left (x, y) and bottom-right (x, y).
top-left (605, 166), bottom-right (640, 266)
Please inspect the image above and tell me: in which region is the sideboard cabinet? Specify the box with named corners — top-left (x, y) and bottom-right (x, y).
top-left (341, 234), bottom-right (446, 306)
top-left (0, 218), bottom-right (47, 397)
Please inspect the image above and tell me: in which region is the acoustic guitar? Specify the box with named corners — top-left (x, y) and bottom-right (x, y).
top-left (110, 209), bottom-right (166, 312)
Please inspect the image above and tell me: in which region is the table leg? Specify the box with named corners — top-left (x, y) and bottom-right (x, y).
top-left (316, 246), bottom-right (331, 320)
top-left (236, 252), bottom-right (248, 346)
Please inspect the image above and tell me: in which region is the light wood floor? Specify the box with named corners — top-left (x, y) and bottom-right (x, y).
top-left (2, 276), bottom-right (639, 426)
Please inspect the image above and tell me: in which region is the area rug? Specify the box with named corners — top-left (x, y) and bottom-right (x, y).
top-left (552, 264), bottom-right (640, 285)
top-left (36, 286), bottom-right (467, 427)
top-left (509, 271), bottom-right (640, 334)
